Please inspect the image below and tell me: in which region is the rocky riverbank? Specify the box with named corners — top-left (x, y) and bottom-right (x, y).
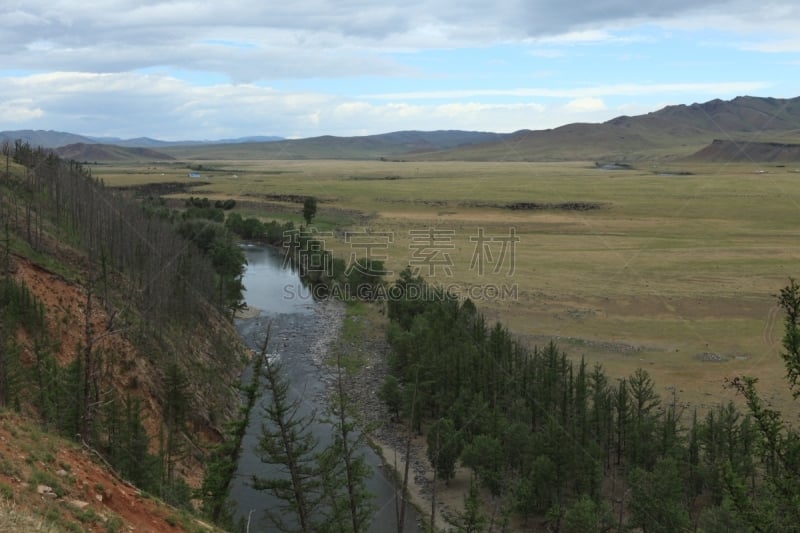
top-left (233, 244), bottom-right (426, 531)
top-left (326, 304), bottom-right (460, 532)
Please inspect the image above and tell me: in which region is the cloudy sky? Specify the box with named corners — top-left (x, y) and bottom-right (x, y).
top-left (1, 0), bottom-right (798, 140)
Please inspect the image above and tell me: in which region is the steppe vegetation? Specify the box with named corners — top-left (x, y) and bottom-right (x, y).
top-left (99, 158), bottom-right (800, 414)
top-left (8, 96), bottom-right (800, 529)
top-left (96, 151), bottom-right (797, 531)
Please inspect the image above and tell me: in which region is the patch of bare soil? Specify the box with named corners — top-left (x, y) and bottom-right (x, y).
top-left (11, 255), bottom-right (167, 450)
top-left (10, 252), bottom-right (243, 492)
top-left (0, 411), bottom-right (219, 532)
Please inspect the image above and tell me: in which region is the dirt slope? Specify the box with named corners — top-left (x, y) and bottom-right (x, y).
top-left (2, 247), bottom-right (242, 529)
top-left (0, 410), bottom-right (220, 532)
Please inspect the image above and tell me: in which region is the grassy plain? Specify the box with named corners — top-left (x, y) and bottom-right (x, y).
top-left (97, 158), bottom-right (800, 413)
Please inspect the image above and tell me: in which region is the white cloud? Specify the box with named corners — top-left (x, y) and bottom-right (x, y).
top-left (362, 82), bottom-right (771, 101)
top-left (324, 100), bottom-right (550, 133)
top-left (740, 38), bottom-right (800, 53)
top-left (0, 68), bottom-right (779, 138)
top-left (527, 49), bottom-right (566, 58)
top-left (0, 100), bottom-right (44, 122)
top-left (0, 71), bottom-right (574, 137)
top-left (535, 30), bottom-right (622, 46)
top-left (2, 1), bottom-right (798, 77)
top-left (1, 1), bottom-right (797, 138)
top-left (565, 97), bottom-right (606, 112)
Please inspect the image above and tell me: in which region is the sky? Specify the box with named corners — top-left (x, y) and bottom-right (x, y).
top-left (0, 0), bottom-right (798, 140)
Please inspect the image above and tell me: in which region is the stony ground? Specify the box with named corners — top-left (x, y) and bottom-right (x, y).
top-left (0, 410), bottom-right (218, 532)
top-left (326, 303), bottom-right (462, 532)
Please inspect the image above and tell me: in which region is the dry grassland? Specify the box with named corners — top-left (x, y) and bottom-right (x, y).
top-left (98, 158), bottom-right (800, 415)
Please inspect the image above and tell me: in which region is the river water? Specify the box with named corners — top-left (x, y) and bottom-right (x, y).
top-left (229, 245), bottom-right (421, 532)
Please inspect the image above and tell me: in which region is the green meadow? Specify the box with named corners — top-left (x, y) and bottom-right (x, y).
top-left (98, 158), bottom-right (800, 411)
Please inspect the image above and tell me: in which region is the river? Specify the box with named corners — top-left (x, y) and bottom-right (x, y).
top-left (229, 244), bottom-right (421, 532)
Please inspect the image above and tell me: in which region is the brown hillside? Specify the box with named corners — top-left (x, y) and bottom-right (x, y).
top-left (687, 139), bottom-right (800, 162)
top-left (0, 151), bottom-right (247, 530)
top-left (9, 252), bottom-right (242, 487)
top-left (411, 95), bottom-right (800, 161)
top-left (55, 143), bottom-right (175, 162)
top-left (13, 255), bottom-right (163, 443)
top-left (0, 410), bottom-right (219, 532)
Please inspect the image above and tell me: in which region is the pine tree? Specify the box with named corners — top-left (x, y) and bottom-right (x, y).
top-left (589, 363), bottom-right (613, 471)
top-left (121, 394), bottom-right (156, 490)
top-left (32, 335), bottom-right (59, 428)
top-left (628, 457), bottom-right (690, 533)
top-left (461, 434), bottom-right (504, 496)
top-left (317, 350), bottom-right (374, 533)
top-left (778, 279), bottom-right (800, 397)
top-left (688, 410), bottom-right (702, 498)
top-left (253, 336), bottom-right (324, 532)
top-left (378, 375), bottom-right (402, 421)
top-left (446, 476), bottom-right (487, 533)
top-left (426, 416), bottom-right (463, 484)
top-left (302, 197), bottom-right (317, 226)
top-left (627, 368), bottom-right (660, 468)
top-left (201, 325), bottom-right (269, 526)
top-left (161, 361), bottom-right (190, 494)
top-left (614, 378), bottom-right (628, 465)
top-left (562, 494), bottom-right (613, 533)
top-left (724, 279), bottom-right (800, 529)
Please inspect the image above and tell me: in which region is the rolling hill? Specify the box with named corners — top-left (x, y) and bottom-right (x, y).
top-left (5, 95), bottom-right (800, 161)
top-left (0, 130), bottom-right (96, 149)
top-left (159, 95), bottom-right (800, 161)
top-left (687, 139), bottom-right (800, 163)
top-left (1, 128), bottom-right (503, 161)
top-left (0, 130), bottom-right (284, 149)
top-left (88, 134), bottom-right (285, 147)
top-left (160, 129), bottom-right (508, 160)
top-left (412, 95), bottom-right (800, 162)
top-left (54, 143), bottom-right (175, 162)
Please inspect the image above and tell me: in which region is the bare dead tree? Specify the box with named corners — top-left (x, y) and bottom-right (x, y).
top-left (1, 140), bottom-right (10, 177)
top-left (396, 366), bottom-right (419, 533)
top-left (79, 271), bottom-right (121, 443)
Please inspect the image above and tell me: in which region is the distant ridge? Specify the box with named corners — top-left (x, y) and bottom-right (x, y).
top-left (411, 95), bottom-right (800, 161)
top-left (161, 129), bottom-right (508, 160)
top-left (0, 129), bottom-right (95, 149)
top-left (0, 130), bottom-right (284, 149)
top-left (4, 95), bottom-right (800, 161)
top-left (54, 143), bottom-right (175, 162)
top-left (88, 135), bottom-right (285, 147)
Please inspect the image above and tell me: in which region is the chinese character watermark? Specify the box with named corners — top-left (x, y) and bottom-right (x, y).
top-left (283, 228), bottom-right (334, 276)
top-left (344, 230), bottom-right (394, 278)
top-left (408, 228), bottom-right (455, 276)
top-left (469, 228), bottom-right (519, 276)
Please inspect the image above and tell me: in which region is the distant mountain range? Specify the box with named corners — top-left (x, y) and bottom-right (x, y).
top-left (159, 130), bottom-right (509, 161)
top-left (413, 95), bottom-right (800, 161)
top-left (88, 134), bottom-right (285, 148)
top-left (3, 95), bottom-right (799, 162)
top-left (0, 130), bottom-right (284, 149)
